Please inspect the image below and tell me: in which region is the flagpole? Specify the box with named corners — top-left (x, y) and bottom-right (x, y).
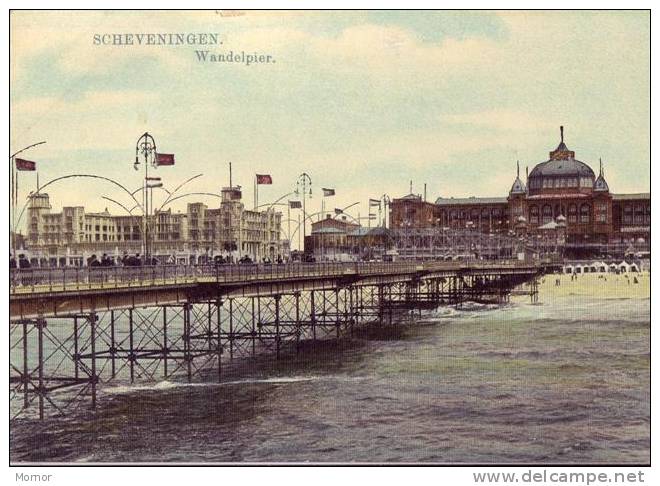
top-left (254, 175), bottom-right (258, 210)
top-left (10, 156), bottom-right (15, 261)
top-left (9, 141), bottom-right (47, 262)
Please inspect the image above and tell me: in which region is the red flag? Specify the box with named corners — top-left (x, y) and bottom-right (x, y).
top-left (15, 158), bottom-right (36, 171)
top-left (155, 153), bottom-right (175, 166)
top-left (256, 174), bottom-right (272, 184)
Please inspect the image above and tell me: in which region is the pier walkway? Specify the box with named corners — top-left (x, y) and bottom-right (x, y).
top-left (10, 260), bottom-right (550, 420)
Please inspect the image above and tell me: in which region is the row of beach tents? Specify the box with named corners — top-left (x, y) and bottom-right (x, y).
top-left (562, 261), bottom-right (640, 274)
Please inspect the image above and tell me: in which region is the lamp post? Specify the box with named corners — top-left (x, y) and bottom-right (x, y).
top-left (133, 132), bottom-right (174, 263)
top-left (295, 173), bottom-right (312, 251)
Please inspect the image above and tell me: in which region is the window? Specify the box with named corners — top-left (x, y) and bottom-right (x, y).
top-left (542, 205), bottom-right (553, 224)
top-left (529, 205), bottom-right (539, 224)
top-left (568, 204), bottom-right (577, 223)
top-left (580, 177), bottom-right (593, 188)
top-left (595, 202), bottom-right (608, 224)
top-left (623, 204), bottom-right (633, 224)
top-left (580, 204), bottom-right (591, 223)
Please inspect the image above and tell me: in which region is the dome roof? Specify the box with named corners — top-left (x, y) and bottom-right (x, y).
top-left (529, 158), bottom-right (595, 178)
top-left (528, 126), bottom-right (595, 179)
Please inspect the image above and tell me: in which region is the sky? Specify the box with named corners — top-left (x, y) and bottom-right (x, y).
top-left (10, 10), bottom-right (650, 236)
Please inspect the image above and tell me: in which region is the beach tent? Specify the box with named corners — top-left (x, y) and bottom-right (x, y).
top-left (619, 261), bottom-right (630, 273)
top-left (609, 263), bottom-right (618, 272)
top-left (591, 261), bottom-right (607, 272)
top-left (563, 264), bottom-right (574, 274)
top-left (629, 263), bottom-right (639, 272)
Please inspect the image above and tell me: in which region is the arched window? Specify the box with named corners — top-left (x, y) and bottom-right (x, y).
top-left (449, 209), bottom-right (457, 221)
top-left (542, 204), bottom-right (553, 224)
top-left (580, 204), bottom-right (591, 223)
top-left (529, 205), bottom-right (539, 224)
top-left (568, 204), bottom-right (577, 223)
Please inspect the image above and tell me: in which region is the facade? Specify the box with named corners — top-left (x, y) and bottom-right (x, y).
top-left (304, 215), bottom-right (360, 260)
top-left (23, 186), bottom-right (283, 266)
top-left (390, 127), bottom-right (650, 257)
top-left (304, 215), bottom-right (394, 261)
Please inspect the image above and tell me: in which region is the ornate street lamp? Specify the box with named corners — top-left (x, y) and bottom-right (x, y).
top-left (133, 132), bottom-right (174, 262)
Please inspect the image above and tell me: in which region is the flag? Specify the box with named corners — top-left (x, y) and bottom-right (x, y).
top-left (334, 208), bottom-right (343, 215)
top-left (289, 200), bottom-right (302, 209)
top-left (15, 158), bottom-right (36, 171)
top-left (369, 198), bottom-right (381, 207)
top-left (256, 174), bottom-right (272, 184)
top-left (322, 188), bottom-right (335, 197)
top-left (155, 153), bottom-right (175, 166)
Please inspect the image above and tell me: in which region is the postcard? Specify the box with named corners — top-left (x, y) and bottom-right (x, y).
top-left (8, 9), bottom-right (650, 472)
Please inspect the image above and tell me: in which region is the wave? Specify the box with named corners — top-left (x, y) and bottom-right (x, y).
top-left (103, 376), bottom-right (319, 395)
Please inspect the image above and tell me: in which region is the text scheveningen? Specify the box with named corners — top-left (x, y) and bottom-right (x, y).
top-left (93, 33), bottom-right (220, 46)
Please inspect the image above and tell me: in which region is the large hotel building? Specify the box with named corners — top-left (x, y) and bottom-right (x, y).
top-left (23, 186), bottom-right (283, 266)
top-left (390, 127), bottom-right (650, 257)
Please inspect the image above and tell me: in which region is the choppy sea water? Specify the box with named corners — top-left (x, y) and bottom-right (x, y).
top-left (10, 282), bottom-right (650, 464)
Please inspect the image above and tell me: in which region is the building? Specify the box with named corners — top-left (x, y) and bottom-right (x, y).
top-left (390, 127), bottom-right (650, 258)
top-left (304, 215), bottom-right (360, 260)
top-left (23, 185), bottom-right (283, 266)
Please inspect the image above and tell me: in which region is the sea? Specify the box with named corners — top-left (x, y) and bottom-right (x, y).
top-left (9, 278), bottom-right (650, 464)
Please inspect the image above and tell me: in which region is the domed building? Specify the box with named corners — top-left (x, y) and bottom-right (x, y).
top-left (391, 127), bottom-right (650, 257)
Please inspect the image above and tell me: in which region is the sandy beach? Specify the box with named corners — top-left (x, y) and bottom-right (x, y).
top-left (523, 271), bottom-right (651, 301)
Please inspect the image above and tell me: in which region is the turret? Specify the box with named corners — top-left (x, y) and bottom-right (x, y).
top-left (594, 158), bottom-right (610, 192)
top-left (509, 161), bottom-right (526, 195)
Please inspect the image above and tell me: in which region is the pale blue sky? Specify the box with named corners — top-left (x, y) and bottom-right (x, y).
top-left (10, 10), bottom-right (650, 231)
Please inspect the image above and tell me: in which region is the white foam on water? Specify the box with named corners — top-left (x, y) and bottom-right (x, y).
top-left (102, 376), bottom-right (319, 395)
top-left (218, 376), bottom-right (319, 386)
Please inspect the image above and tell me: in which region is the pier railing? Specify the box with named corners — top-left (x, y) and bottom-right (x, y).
top-left (9, 260), bottom-right (539, 295)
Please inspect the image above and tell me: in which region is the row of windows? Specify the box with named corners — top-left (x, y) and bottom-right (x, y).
top-left (443, 208), bottom-right (504, 219)
top-left (528, 177), bottom-right (594, 190)
top-left (623, 215), bottom-right (651, 224)
top-left (529, 203), bottom-right (592, 224)
top-left (622, 204), bottom-right (650, 214)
